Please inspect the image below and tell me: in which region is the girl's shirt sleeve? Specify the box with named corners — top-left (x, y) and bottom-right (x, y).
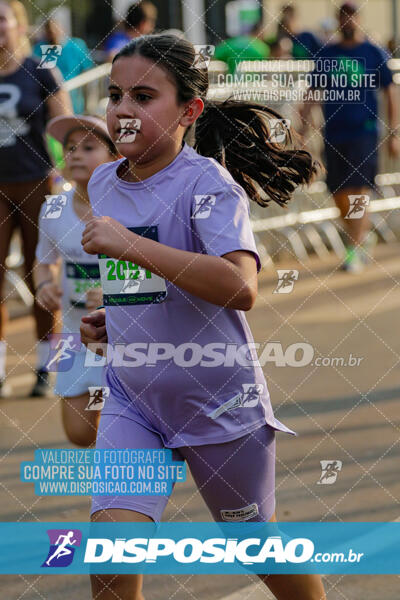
top-left (35, 202), bottom-right (60, 264)
top-left (191, 172), bottom-right (261, 272)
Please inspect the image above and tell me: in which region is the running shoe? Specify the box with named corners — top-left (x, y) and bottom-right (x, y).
top-left (359, 230), bottom-right (378, 264)
top-left (30, 369), bottom-right (51, 397)
top-left (340, 246), bottom-right (364, 274)
top-left (0, 379), bottom-right (11, 398)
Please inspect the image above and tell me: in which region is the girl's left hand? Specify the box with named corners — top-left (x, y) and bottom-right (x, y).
top-left (81, 216), bottom-right (132, 257)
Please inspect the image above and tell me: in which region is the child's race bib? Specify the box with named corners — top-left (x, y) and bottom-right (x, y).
top-left (98, 225), bottom-right (167, 306)
top-left (65, 262), bottom-right (101, 308)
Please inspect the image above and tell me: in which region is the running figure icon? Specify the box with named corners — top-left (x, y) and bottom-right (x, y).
top-left (46, 335), bottom-right (76, 371)
top-left (43, 194), bottom-right (66, 219)
top-left (45, 531), bottom-right (77, 566)
top-left (38, 45), bottom-right (62, 69)
top-left (120, 266), bottom-right (146, 294)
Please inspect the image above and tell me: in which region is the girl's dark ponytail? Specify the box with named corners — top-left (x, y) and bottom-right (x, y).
top-left (194, 99), bottom-right (319, 208)
top-left (113, 34), bottom-right (320, 208)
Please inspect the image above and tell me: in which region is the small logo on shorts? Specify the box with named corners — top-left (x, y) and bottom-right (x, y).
top-left (317, 460), bottom-right (342, 484)
top-left (86, 386), bottom-right (109, 411)
top-left (191, 195), bottom-right (216, 219)
top-left (42, 195), bottom-right (67, 219)
top-left (345, 195), bottom-right (370, 219)
top-left (274, 270), bottom-right (299, 294)
top-left (42, 529), bottom-right (82, 567)
top-left (221, 502), bottom-right (259, 522)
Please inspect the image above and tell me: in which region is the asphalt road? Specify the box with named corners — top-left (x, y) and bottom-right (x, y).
top-left (1, 243), bottom-right (399, 599)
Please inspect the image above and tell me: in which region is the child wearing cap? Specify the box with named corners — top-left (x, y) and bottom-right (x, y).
top-left (33, 116), bottom-right (118, 447)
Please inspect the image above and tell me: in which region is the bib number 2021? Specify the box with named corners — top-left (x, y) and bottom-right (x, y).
top-left (106, 260), bottom-right (152, 281)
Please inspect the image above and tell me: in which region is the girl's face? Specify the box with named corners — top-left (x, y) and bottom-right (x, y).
top-left (64, 130), bottom-right (112, 185)
top-left (0, 3), bottom-right (20, 51)
top-left (107, 54), bottom-right (189, 163)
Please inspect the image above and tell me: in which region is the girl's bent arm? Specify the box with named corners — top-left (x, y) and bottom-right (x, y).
top-left (126, 240), bottom-right (258, 310)
top-left (82, 218), bottom-right (258, 310)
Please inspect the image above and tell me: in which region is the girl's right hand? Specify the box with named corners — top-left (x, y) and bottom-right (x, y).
top-left (36, 282), bottom-right (62, 311)
top-left (80, 309), bottom-right (108, 355)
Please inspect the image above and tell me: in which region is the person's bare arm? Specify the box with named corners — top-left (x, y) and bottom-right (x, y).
top-left (81, 217), bottom-right (259, 311)
top-left (33, 260), bottom-right (62, 311)
top-left (46, 89), bottom-right (72, 118)
top-left (384, 83), bottom-right (400, 157)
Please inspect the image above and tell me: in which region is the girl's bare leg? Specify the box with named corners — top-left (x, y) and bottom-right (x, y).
top-left (258, 512), bottom-right (327, 600)
top-left (90, 508), bottom-right (152, 600)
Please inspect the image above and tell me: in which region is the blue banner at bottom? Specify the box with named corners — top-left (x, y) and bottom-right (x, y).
top-left (0, 522), bottom-right (399, 574)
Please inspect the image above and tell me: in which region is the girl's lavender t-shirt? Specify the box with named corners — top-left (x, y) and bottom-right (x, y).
top-left (88, 142), bottom-right (297, 447)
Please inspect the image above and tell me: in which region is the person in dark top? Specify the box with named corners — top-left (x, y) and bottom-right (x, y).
top-left (0, 0), bottom-right (72, 397)
top-left (104, 1), bottom-right (157, 61)
top-left (300, 2), bottom-right (399, 272)
top-left (266, 4), bottom-right (322, 59)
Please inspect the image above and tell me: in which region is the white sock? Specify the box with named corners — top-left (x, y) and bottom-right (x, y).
top-left (0, 340), bottom-right (6, 379)
top-left (36, 341), bottom-right (51, 372)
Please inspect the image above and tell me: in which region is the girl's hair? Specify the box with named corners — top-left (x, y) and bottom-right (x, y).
top-left (113, 34), bottom-right (319, 208)
top-left (0, 0), bottom-right (31, 58)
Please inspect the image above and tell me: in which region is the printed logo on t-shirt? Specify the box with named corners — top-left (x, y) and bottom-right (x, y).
top-left (220, 502), bottom-right (259, 522)
top-left (98, 226), bottom-right (167, 306)
top-left (0, 84), bottom-right (30, 146)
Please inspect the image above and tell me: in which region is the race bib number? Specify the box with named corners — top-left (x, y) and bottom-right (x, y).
top-left (98, 226), bottom-right (167, 306)
top-left (65, 262), bottom-right (101, 308)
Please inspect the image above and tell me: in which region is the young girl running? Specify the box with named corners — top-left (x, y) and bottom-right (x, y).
top-left (34, 116), bottom-right (117, 447)
top-left (80, 35), bottom-right (326, 599)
